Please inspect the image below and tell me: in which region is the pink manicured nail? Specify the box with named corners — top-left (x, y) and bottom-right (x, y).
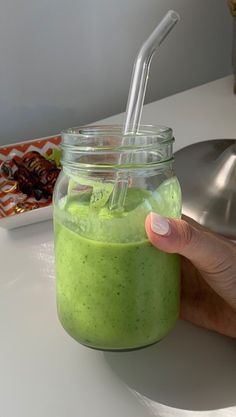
top-left (150, 212), bottom-right (170, 236)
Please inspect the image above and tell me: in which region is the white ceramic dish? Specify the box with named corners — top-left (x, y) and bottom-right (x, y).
top-left (0, 204), bottom-right (53, 229)
top-left (0, 135), bottom-right (61, 230)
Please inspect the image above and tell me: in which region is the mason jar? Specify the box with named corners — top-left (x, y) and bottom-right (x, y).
top-left (53, 125), bottom-right (182, 351)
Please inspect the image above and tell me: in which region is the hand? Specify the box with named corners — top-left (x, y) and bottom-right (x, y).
top-left (145, 213), bottom-right (236, 338)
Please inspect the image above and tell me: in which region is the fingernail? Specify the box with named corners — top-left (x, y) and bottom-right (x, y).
top-left (150, 212), bottom-right (170, 236)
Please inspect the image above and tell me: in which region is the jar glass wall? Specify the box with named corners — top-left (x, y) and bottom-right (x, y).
top-left (53, 125), bottom-right (182, 351)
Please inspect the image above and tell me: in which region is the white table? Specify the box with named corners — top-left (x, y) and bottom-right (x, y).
top-left (1, 76), bottom-right (236, 417)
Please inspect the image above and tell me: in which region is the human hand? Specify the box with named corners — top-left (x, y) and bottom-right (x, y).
top-left (145, 213), bottom-right (236, 338)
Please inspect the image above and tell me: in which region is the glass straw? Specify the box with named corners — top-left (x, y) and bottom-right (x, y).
top-left (109, 10), bottom-right (180, 211)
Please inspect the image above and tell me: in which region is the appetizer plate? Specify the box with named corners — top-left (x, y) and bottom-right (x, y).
top-left (0, 135), bottom-right (61, 229)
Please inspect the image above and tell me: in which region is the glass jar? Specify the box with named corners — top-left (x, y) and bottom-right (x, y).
top-left (53, 125), bottom-right (182, 351)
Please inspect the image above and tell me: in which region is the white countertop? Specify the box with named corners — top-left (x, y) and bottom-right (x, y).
top-left (1, 76), bottom-right (236, 417)
top-left (101, 75), bottom-right (236, 152)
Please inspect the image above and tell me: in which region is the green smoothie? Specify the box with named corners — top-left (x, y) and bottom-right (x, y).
top-left (54, 178), bottom-right (181, 350)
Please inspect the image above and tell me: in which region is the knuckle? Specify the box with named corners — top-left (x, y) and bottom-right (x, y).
top-left (176, 221), bottom-right (198, 252)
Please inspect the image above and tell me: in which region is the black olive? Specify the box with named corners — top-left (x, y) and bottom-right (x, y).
top-left (33, 189), bottom-right (43, 200)
top-left (1, 162), bottom-right (13, 178)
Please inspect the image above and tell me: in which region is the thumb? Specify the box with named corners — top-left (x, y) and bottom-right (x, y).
top-left (145, 212), bottom-right (236, 309)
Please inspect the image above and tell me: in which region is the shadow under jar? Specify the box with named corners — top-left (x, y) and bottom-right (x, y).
top-left (53, 125), bottom-right (182, 351)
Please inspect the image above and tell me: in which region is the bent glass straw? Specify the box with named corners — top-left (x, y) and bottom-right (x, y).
top-left (109, 10), bottom-right (180, 211)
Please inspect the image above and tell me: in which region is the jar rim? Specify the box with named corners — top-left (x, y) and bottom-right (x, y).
top-left (61, 124), bottom-right (174, 171)
top-left (61, 124), bottom-right (173, 150)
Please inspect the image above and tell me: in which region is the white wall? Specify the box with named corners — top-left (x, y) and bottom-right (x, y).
top-left (0, 0), bottom-right (233, 144)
